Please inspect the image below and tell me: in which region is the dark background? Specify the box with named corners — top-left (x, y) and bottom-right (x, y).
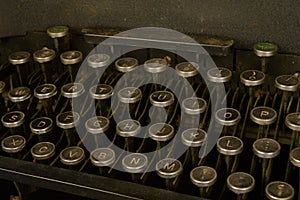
top-left (0, 0), bottom-right (299, 53)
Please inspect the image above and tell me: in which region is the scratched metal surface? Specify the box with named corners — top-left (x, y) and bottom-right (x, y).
top-left (0, 0), bottom-right (299, 53)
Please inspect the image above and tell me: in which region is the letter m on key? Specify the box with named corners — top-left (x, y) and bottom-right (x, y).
top-left (164, 162), bottom-right (175, 171)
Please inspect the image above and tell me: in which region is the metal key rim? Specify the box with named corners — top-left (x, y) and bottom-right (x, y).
top-left (265, 181), bottom-right (294, 200)
top-left (90, 148), bottom-right (115, 167)
top-left (31, 142), bottom-right (56, 160)
top-left (1, 111), bottom-right (25, 128)
top-left (190, 166), bottom-right (217, 188)
top-left (252, 138), bottom-right (281, 159)
top-left (227, 172), bottom-right (255, 194)
top-left (1, 135), bottom-right (26, 153)
top-left (217, 136), bottom-right (243, 156)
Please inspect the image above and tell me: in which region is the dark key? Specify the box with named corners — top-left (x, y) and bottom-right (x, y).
top-left (8, 86), bottom-right (31, 113)
top-left (227, 172), bottom-right (255, 199)
top-left (60, 50), bottom-right (83, 82)
top-left (31, 142), bottom-right (55, 164)
top-left (60, 146), bottom-right (85, 170)
top-left (265, 181), bottom-right (294, 200)
top-left (34, 84), bottom-right (57, 117)
top-left (1, 111), bottom-right (26, 135)
top-left (89, 84), bottom-right (113, 116)
top-left (33, 47), bottom-right (56, 83)
top-left (1, 135), bottom-right (26, 159)
top-left (8, 51), bottom-right (31, 86)
top-left (30, 117), bottom-right (54, 142)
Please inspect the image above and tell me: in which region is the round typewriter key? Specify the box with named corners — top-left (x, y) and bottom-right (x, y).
top-left (150, 91), bottom-right (174, 108)
top-left (47, 25), bottom-right (69, 38)
top-left (34, 84), bottom-right (57, 117)
top-left (115, 57), bottom-right (138, 73)
top-left (240, 70), bottom-right (265, 87)
top-left (250, 106), bottom-right (277, 125)
top-left (149, 123), bottom-right (174, 142)
top-left (175, 62), bottom-right (199, 78)
top-left (60, 146), bottom-right (85, 168)
top-left (285, 112), bottom-right (300, 147)
top-left (61, 82), bottom-right (85, 99)
top-left (60, 50), bottom-right (83, 82)
top-left (182, 97), bottom-right (207, 115)
top-left (217, 136), bottom-right (243, 175)
top-left (253, 138), bottom-right (281, 188)
top-left (207, 67), bottom-right (232, 83)
top-left (87, 53), bottom-right (110, 68)
top-left (122, 153), bottom-right (148, 183)
top-left (118, 87), bottom-right (142, 104)
top-left (1, 135), bottom-right (26, 158)
top-left (31, 142), bottom-right (55, 163)
top-left (275, 75), bottom-right (300, 92)
top-left (34, 47), bottom-right (56, 83)
top-left (56, 111), bottom-right (80, 146)
top-left (89, 84), bottom-right (113, 116)
top-left (86, 116), bottom-right (110, 147)
top-left (144, 58), bottom-right (168, 73)
top-left (190, 166), bottom-right (217, 198)
top-left (215, 108), bottom-right (241, 127)
top-left (90, 148), bottom-right (115, 175)
top-left (181, 128), bottom-right (207, 167)
top-left (30, 117), bottom-right (53, 141)
top-left (47, 25), bottom-right (70, 54)
top-left (9, 51), bottom-right (31, 86)
top-left (116, 119), bottom-right (141, 152)
top-left (265, 181), bottom-right (294, 200)
top-left (227, 172), bottom-right (255, 197)
top-left (254, 42), bottom-right (278, 73)
top-left (2, 111), bottom-right (25, 135)
top-left (156, 158), bottom-right (183, 190)
top-left (8, 86), bottom-right (31, 105)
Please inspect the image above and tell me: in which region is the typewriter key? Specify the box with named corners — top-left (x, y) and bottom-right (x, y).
top-left (285, 112), bottom-right (300, 147)
top-left (156, 158), bottom-right (183, 190)
top-left (116, 119), bottom-right (141, 152)
top-left (253, 42), bottom-right (278, 73)
top-left (90, 148), bottom-right (115, 175)
top-left (190, 166), bottom-right (217, 198)
top-left (175, 62), bottom-right (199, 78)
top-left (144, 57), bottom-right (169, 90)
top-left (207, 67), bottom-right (232, 83)
top-left (182, 97), bottom-right (207, 115)
top-left (33, 47), bottom-right (56, 83)
top-left (8, 86), bottom-right (31, 112)
top-left (115, 57), bottom-right (139, 73)
top-left (1, 135), bottom-right (26, 159)
top-left (88, 53), bottom-right (110, 69)
top-left (56, 111), bottom-right (80, 146)
top-left (290, 147), bottom-right (300, 168)
top-left (253, 138), bottom-right (281, 188)
top-left (150, 91), bottom-right (174, 108)
top-left (118, 87), bottom-right (142, 120)
top-left (61, 82), bottom-right (85, 99)
top-left (250, 106), bottom-right (277, 138)
top-left (47, 25), bottom-right (69, 53)
top-left (89, 84), bottom-right (113, 116)
top-left (1, 111), bottom-right (26, 135)
top-left (181, 128), bottom-right (207, 167)
top-left (217, 136), bottom-right (243, 175)
top-left (265, 181), bottom-right (294, 200)
top-left (34, 84), bottom-right (57, 117)
top-left (60, 146), bottom-right (85, 169)
top-left (60, 50), bottom-right (83, 82)
top-left (122, 153), bottom-right (148, 182)
top-left (31, 142), bottom-right (55, 163)
top-left (215, 108), bottom-right (241, 136)
top-left (240, 70), bottom-right (265, 97)
top-left (85, 116), bottom-right (110, 147)
top-left (275, 75), bottom-right (300, 92)
top-left (8, 51), bottom-right (31, 86)
top-left (30, 117), bottom-right (53, 142)
top-left (227, 172), bottom-right (255, 199)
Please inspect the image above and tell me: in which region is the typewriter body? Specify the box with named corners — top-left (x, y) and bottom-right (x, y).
top-left (1, 1), bottom-right (300, 200)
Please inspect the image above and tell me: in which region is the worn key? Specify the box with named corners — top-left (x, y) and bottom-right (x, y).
top-left (1, 135), bottom-right (26, 159)
top-left (122, 153), bottom-right (148, 183)
top-left (31, 142), bottom-right (55, 164)
top-left (252, 138), bottom-right (281, 189)
top-left (156, 158), bottom-right (183, 191)
top-left (30, 117), bottom-right (54, 142)
top-left (181, 128), bottom-right (207, 167)
top-left (253, 42), bottom-right (278, 73)
top-left (33, 47), bottom-right (56, 83)
top-left (90, 148), bottom-right (115, 176)
top-left (1, 111), bottom-right (26, 135)
top-left (116, 119), bottom-right (141, 152)
top-left (250, 106), bottom-right (277, 138)
top-left (8, 86), bottom-right (31, 113)
top-left (190, 166), bottom-right (217, 198)
top-left (182, 97), bottom-right (207, 128)
top-left (60, 50), bottom-right (83, 82)
top-left (60, 146), bottom-right (85, 170)
top-left (8, 51), bottom-right (31, 86)
top-left (265, 181), bottom-right (294, 200)
top-left (217, 136), bottom-right (243, 175)
top-left (56, 111), bottom-right (80, 146)
top-left (47, 25), bottom-right (70, 54)
top-left (227, 172), bottom-right (255, 200)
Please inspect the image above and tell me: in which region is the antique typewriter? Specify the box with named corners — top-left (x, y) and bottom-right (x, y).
top-left (0, 23), bottom-right (300, 200)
